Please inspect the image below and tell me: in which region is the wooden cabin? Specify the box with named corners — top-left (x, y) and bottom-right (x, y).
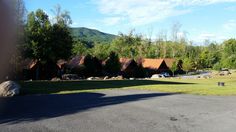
top-left (140, 58), bottom-right (173, 77)
top-left (119, 58), bottom-right (145, 78)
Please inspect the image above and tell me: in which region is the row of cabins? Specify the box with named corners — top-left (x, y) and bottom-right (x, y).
top-left (22, 57), bottom-right (177, 80)
top-left (119, 58), bottom-right (175, 78)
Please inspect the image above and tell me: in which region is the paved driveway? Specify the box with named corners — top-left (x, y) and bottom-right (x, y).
top-left (0, 89), bottom-right (236, 132)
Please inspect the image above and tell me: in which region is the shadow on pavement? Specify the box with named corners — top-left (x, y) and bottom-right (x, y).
top-left (20, 80), bottom-right (193, 95)
top-left (0, 92), bottom-right (177, 124)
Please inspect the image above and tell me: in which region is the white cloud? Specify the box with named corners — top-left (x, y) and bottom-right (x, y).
top-left (177, 31), bottom-right (188, 39)
top-left (101, 17), bottom-right (123, 26)
top-left (194, 33), bottom-right (228, 44)
top-left (198, 33), bottom-right (216, 40)
top-left (190, 19), bottom-right (236, 44)
top-left (71, 22), bottom-right (79, 27)
top-left (93, 0), bottom-right (236, 26)
top-left (223, 20), bottom-right (236, 31)
top-left (225, 5), bottom-right (236, 11)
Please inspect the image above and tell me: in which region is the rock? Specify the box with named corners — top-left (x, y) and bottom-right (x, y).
top-left (87, 77), bottom-right (94, 80)
top-left (202, 75), bottom-right (212, 79)
top-left (87, 77), bottom-right (100, 80)
top-left (62, 74), bottom-right (79, 80)
top-left (0, 81), bottom-right (20, 97)
top-left (110, 76), bottom-right (124, 80)
top-left (129, 78), bottom-right (135, 80)
top-left (218, 69), bottom-right (231, 76)
top-left (51, 77), bottom-right (61, 81)
top-left (116, 76), bottom-right (124, 80)
top-left (151, 74), bottom-right (161, 79)
top-left (104, 76), bottom-right (109, 80)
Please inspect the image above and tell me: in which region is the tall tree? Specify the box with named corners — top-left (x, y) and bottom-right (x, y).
top-left (104, 52), bottom-right (121, 76)
top-left (183, 58), bottom-right (193, 74)
top-left (49, 23), bottom-right (73, 61)
top-left (25, 9), bottom-right (73, 63)
top-left (72, 40), bottom-right (90, 56)
top-left (25, 9), bottom-right (51, 61)
top-left (111, 30), bottom-right (142, 58)
top-left (222, 39), bottom-right (236, 68)
top-left (25, 9), bottom-right (73, 79)
top-left (92, 43), bottom-right (111, 60)
top-left (170, 61), bottom-right (178, 76)
top-left (51, 4), bottom-right (72, 26)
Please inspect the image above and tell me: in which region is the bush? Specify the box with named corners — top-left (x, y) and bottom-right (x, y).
top-left (213, 62), bottom-right (222, 71)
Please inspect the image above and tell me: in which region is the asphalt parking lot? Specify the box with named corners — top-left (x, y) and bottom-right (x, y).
top-left (1, 89), bottom-right (236, 132)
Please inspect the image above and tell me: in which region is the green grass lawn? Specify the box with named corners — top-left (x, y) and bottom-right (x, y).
top-left (20, 72), bottom-right (236, 96)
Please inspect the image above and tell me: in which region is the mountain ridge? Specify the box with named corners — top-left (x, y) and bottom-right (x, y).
top-left (70, 27), bottom-right (117, 44)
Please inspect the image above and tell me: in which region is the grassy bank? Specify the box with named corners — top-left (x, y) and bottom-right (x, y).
top-left (20, 72), bottom-right (236, 96)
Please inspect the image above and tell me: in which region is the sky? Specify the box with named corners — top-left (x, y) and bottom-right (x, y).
top-left (25, 0), bottom-right (236, 44)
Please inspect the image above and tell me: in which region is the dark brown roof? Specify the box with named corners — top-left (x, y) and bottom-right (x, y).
top-left (21, 59), bottom-right (38, 69)
top-left (119, 58), bottom-right (135, 71)
top-left (67, 56), bottom-right (85, 68)
top-left (57, 59), bottom-right (67, 69)
top-left (102, 58), bottom-right (109, 66)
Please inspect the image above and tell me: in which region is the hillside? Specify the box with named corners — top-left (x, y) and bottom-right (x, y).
top-left (71, 27), bottom-right (117, 44)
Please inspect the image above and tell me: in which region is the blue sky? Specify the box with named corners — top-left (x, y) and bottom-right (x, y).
top-left (25, 0), bottom-right (236, 44)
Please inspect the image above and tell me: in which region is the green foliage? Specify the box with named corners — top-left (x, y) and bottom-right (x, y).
top-left (198, 43), bottom-right (221, 69)
top-left (25, 9), bottom-right (51, 61)
top-left (71, 27), bottom-right (116, 45)
top-left (182, 58), bottom-right (193, 73)
top-left (49, 24), bottom-right (73, 60)
top-left (110, 31), bottom-right (143, 58)
top-left (222, 39), bottom-right (236, 69)
top-left (72, 40), bottom-right (90, 56)
top-left (82, 55), bottom-right (103, 77)
top-left (213, 62), bottom-right (222, 71)
top-left (170, 61), bottom-right (178, 76)
top-left (104, 52), bottom-right (121, 75)
top-left (91, 44), bottom-right (111, 60)
top-left (25, 9), bottom-right (73, 63)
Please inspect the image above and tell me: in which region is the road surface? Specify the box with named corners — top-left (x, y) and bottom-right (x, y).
top-left (1, 89), bottom-right (236, 132)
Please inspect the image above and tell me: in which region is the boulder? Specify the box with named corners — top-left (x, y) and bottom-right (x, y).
top-left (129, 78), bottom-right (135, 80)
top-left (104, 76), bottom-right (109, 80)
top-left (87, 77), bottom-right (94, 80)
top-left (0, 81), bottom-right (20, 97)
top-left (51, 77), bottom-right (61, 81)
top-left (151, 74), bottom-right (161, 79)
top-left (110, 76), bottom-right (124, 80)
top-left (116, 76), bottom-right (124, 80)
top-left (62, 74), bottom-right (79, 80)
top-left (201, 75), bottom-right (212, 79)
top-left (87, 77), bottom-right (100, 80)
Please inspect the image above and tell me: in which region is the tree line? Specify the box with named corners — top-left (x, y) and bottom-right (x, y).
top-left (74, 30), bottom-right (236, 72)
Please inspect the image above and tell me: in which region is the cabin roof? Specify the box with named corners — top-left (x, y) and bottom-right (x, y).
top-left (119, 58), bottom-right (136, 71)
top-left (164, 58), bottom-right (175, 68)
top-left (67, 56), bottom-right (85, 68)
top-left (141, 59), bottom-right (165, 70)
top-left (21, 59), bottom-right (38, 69)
